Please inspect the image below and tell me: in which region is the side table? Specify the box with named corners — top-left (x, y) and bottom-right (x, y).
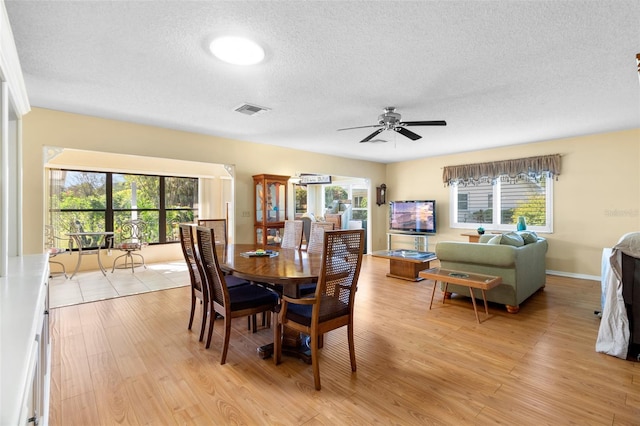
top-left (419, 267), bottom-right (502, 323)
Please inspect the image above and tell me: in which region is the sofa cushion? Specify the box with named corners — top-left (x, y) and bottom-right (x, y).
top-left (500, 232), bottom-right (525, 247)
top-left (518, 231), bottom-right (539, 244)
top-left (487, 234), bottom-right (503, 245)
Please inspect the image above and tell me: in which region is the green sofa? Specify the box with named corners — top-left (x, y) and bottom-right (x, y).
top-left (435, 232), bottom-right (548, 313)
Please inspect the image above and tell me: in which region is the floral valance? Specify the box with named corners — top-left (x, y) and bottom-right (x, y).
top-left (443, 154), bottom-right (561, 186)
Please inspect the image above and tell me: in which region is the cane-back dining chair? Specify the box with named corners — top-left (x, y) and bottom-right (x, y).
top-left (111, 219), bottom-right (148, 273)
top-left (306, 221), bottom-right (335, 254)
top-left (45, 225), bottom-right (70, 278)
top-left (195, 226), bottom-right (279, 364)
top-left (179, 224), bottom-right (209, 342)
top-left (197, 219), bottom-right (228, 247)
top-left (274, 228), bottom-right (365, 390)
top-left (197, 218), bottom-right (263, 332)
top-left (280, 220), bottom-right (303, 250)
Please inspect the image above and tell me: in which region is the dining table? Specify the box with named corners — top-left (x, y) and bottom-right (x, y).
top-left (219, 243), bottom-right (323, 362)
top-left (67, 231), bottom-right (115, 279)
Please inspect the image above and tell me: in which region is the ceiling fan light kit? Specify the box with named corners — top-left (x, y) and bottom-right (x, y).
top-left (337, 107), bottom-right (446, 143)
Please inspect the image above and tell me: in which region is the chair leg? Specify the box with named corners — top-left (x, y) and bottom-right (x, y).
top-left (220, 317), bottom-right (232, 365)
top-left (205, 306), bottom-right (215, 349)
top-left (311, 330), bottom-right (321, 390)
top-left (49, 260), bottom-right (68, 279)
top-left (188, 295), bottom-right (196, 330)
top-left (273, 311), bottom-right (282, 365)
top-left (198, 301), bottom-right (207, 342)
top-left (348, 323), bottom-right (357, 372)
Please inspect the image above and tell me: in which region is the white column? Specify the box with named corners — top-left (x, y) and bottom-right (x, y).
top-left (0, 81), bottom-right (7, 275)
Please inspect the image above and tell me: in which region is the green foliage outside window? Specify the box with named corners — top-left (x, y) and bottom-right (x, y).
top-left (49, 170), bottom-right (197, 247)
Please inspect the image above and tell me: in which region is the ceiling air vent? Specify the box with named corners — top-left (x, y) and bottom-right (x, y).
top-left (234, 103), bottom-right (270, 116)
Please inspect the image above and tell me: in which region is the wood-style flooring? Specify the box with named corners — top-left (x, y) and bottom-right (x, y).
top-left (48, 255), bottom-right (640, 425)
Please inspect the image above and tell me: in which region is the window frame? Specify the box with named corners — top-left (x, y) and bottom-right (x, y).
top-left (48, 169), bottom-right (198, 248)
top-left (449, 173), bottom-right (553, 233)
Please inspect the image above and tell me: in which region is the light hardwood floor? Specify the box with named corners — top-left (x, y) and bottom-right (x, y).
top-left (49, 255), bottom-right (640, 425)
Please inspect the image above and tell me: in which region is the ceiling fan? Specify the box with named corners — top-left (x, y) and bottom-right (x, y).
top-left (337, 107), bottom-right (446, 143)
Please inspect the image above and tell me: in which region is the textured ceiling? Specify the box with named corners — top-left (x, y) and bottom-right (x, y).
top-left (5, 1), bottom-right (640, 164)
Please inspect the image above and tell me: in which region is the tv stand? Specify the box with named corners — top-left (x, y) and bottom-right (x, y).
top-left (387, 232), bottom-right (429, 252)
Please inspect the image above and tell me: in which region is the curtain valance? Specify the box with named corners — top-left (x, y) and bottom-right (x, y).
top-left (442, 154), bottom-right (561, 186)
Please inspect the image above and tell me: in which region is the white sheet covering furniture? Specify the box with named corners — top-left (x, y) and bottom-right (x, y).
top-left (596, 232), bottom-right (640, 359)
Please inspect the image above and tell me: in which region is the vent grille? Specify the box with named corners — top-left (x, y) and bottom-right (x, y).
top-left (234, 103), bottom-right (270, 116)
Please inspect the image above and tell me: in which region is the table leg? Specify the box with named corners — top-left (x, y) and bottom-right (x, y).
top-left (481, 290), bottom-right (490, 315)
top-left (70, 253), bottom-right (82, 280)
top-left (443, 283), bottom-right (448, 305)
top-left (429, 279), bottom-right (438, 310)
top-left (96, 249), bottom-right (107, 276)
top-left (469, 287), bottom-right (480, 324)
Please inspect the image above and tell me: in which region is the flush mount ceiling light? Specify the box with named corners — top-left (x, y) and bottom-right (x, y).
top-left (209, 36), bottom-right (264, 65)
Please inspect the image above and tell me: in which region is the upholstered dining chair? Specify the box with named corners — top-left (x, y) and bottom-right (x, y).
top-left (197, 218), bottom-right (262, 331)
top-left (111, 219), bottom-right (148, 272)
top-left (306, 221), bottom-right (335, 254)
top-left (280, 220), bottom-right (303, 249)
top-left (274, 228), bottom-right (365, 390)
top-left (45, 225), bottom-right (70, 278)
top-left (195, 226), bottom-right (279, 364)
top-left (179, 224), bottom-right (209, 342)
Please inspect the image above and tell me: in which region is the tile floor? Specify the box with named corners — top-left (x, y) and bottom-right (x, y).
top-left (49, 260), bottom-right (190, 309)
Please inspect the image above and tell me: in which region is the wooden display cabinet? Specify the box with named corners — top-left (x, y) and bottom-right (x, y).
top-left (253, 174), bottom-right (289, 246)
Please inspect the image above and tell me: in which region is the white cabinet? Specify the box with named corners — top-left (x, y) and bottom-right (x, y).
top-left (1, 255), bottom-right (50, 426)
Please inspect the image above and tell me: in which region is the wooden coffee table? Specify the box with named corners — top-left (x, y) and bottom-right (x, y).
top-left (371, 250), bottom-right (437, 282)
top-left (418, 267), bottom-right (502, 323)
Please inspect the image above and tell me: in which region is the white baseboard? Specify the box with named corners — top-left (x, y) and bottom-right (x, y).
top-left (546, 269), bottom-right (601, 282)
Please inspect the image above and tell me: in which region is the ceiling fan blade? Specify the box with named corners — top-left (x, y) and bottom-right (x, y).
top-left (360, 128), bottom-right (384, 143)
top-left (395, 127), bottom-right (422, 141)
top-left (400, 120), bottom-right (447, 126)
top-left (337, 124), bottom-right (381, 131)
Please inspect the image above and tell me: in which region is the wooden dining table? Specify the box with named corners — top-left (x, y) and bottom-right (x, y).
top-left (218, 243), bottom-right (323, 362)
top-left (219, 243), bottom-right (323, 298)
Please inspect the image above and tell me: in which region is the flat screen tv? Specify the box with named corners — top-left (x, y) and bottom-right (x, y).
top-left (389, 200), bottom-right (436, 234)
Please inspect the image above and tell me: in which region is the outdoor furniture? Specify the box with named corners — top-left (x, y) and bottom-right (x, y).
top-left (111, 219), bottom-right (148, 273)
top-left (45, 225), bottom-right (70, 278)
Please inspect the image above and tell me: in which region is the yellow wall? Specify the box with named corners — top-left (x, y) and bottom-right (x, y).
top-left (23, 107), bottom-right (639, 277)
top-left (23, 108), bottom-right (387, 271)
top-left (387, 129), bottom-right (640, 277)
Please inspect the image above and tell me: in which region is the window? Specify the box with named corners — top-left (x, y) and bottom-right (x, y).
top-left (450, 172), bottom-right (553, 232)
top-left (48, 169), bottom-right (198, 247)
top-left (323, 184), bottom-right (368, 222)
top-left (458, 193), bottom-right (469, 211)
top-left (294, 184), bottom-right (307, 215)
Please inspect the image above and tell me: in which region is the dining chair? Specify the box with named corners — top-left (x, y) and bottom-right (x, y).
top-left (300, 216), bottom-right (312, 250)
top-left (197, 218), bottom-right (227, 247)
top-left (111, 219), bottom-right (148, 272)
top-left (306, 221), bottom-right (335, 254)
top-left (280, 220), bottom-right (303, 249)
top-left (273, 228), bottom-right (365, 390)
top-left (297, 221), bottom-right (336, 296)
top-left (45, 225), bottom-right (70, 278)
top-left (179, 224), bottom-right (209, 342)
top-left (195, 225), bottom-right (279, 364)
top-left (197, 218), bottom-right (260, 330)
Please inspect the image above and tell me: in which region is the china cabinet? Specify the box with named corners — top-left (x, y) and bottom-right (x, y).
top-left (253, 174), bottom-right (289, 246)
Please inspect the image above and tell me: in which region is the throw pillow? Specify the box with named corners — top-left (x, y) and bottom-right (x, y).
top-left (487, 234), bottom-right (502, 245)
top-left (518, 231), bottom-right (538, 244)
top-left (500, 232), bottom-right (525, 247)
